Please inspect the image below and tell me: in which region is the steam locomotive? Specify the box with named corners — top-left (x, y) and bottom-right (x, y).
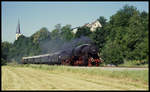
top-left (22, 44), bottom-right (103, 66)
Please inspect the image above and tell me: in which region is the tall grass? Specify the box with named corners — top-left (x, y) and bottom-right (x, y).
top-left (119, 60), bottom-right (148, 68)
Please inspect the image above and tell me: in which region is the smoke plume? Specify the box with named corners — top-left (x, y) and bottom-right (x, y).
top-left (39, 36), bottom-right (93, 54)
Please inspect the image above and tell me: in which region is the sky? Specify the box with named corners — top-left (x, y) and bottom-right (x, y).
top-left (2, 1), bottom-right (149, 43)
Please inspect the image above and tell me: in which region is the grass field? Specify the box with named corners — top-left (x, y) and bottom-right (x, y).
top-left (2, 64), bottom-right (149, 90)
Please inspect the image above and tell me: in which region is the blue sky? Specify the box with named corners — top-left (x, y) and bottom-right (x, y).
top-left (2, 1), bottom-right (149, 43)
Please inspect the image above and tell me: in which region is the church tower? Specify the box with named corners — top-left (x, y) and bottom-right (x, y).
top-left (16, 19), bottom-right (22, 40)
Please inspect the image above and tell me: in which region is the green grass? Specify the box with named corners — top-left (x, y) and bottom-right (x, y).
top-left (118, 60), bottom-right (148, 68)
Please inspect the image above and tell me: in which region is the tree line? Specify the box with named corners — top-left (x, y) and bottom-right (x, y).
top-left (2, 5), bottom-right (148, 66)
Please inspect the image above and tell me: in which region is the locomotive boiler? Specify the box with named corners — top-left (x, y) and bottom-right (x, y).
top-left (22, 44), bottom-right (103, 66)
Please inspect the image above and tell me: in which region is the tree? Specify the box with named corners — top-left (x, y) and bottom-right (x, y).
top-left (8, 35), bottom-right (41, 63)
top-left (1, 41), bottom-right (13, 65)
top-left (91, 27), bottom-right (107, 51)
top-left (97, 16), bottom-right (107, 26)
top-left (101, 40), bottom-right (124, 65)
top-left (61, 24), bottom-right (74, 41)
top-left (2, 41), bottom-right (12, 57)
top-left (100, 4), bottom-right (148, 65)
top-left (75, 26), bottom-right (91, 38)
top-left (31, 27), bottom-right (51, 43)
top-left (55, 24), bottom-right (61, 33)
top-left (125, 10), bottom-right (148, 61)
top-left (50, 29), bottom-right (60, 40)
top-left (109, 4), bottom-right (137, 27)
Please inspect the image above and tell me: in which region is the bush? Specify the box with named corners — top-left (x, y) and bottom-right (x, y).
top-left (119, 60), bottom-right (148, 67)
top-left (101, 41), bottom-right (124, 66)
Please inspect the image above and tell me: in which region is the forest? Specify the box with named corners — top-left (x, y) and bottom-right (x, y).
top-left (2, 5), bottom-right (149, 66)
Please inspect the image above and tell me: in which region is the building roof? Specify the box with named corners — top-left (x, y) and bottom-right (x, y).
top-left (71, 20), bottom-right (102, 33)
top-left (16, 19), bottom-right (21, 34)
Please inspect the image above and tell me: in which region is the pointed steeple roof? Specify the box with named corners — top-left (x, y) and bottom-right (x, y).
top-left (16, 18), bottom-right (21, 34)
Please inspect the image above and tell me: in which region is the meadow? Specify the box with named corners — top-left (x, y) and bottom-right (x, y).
top-left (2, 64), bottom-right (149, 90)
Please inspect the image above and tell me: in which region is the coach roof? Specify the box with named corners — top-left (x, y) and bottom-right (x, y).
top-left (22, 54), bottom-right (50, 59)
top-left (22, 52), bottom-right (61, 59)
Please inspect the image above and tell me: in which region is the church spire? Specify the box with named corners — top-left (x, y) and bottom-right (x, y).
top-left (16, 18), bottom-right (22, 40)
top-left (16, 18), bottom-right (21, 34)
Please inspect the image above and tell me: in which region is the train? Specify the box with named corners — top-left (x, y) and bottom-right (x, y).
top-left (22, 44), bottom-right (103, 66)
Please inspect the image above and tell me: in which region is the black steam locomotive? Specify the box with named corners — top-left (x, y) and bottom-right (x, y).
top-left (22, 44), bottom-right (103, 66)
